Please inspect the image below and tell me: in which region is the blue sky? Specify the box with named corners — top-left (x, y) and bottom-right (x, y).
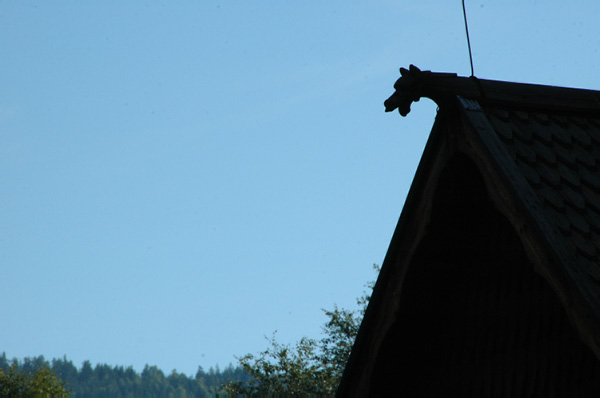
top-left (1, 1), bottom-right (599, 376)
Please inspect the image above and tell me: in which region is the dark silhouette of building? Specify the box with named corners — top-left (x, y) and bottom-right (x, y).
top-left (338, 66), bottom-right (600, 397)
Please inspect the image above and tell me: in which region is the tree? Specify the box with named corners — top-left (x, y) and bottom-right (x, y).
top-left (27, 367), bottom-right (69, 395)
top-left (0, 365), bottom-right (27, 397)
top-left (226, 265), bottom-right (379, 396)
top-left (318, 305), bottom-right (362, 385)
top-left (1, 353), bottom-right (249, 398)
top-left (227, 334), bottom-right (327, 396)
top-left (0, 363), bottom-right (69, 397)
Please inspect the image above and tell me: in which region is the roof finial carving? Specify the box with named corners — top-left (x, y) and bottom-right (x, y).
top-left (384, 65), bottom-right (429, 116)
top-left (384, 65), bottom-right (459, 117)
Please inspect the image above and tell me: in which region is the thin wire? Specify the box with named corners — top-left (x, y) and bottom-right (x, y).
top-left (462, 0), bottom-right (475, 77)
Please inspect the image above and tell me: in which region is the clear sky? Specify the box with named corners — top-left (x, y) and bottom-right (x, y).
top-left (1, 1), bottom-right (599, 377)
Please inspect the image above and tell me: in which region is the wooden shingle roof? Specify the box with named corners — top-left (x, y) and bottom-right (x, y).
top-left (487, 106), bottom-right (600, 291)
top-left (338, 66), bottom-right (600, 396)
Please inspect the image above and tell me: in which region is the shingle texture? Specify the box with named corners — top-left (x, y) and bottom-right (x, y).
top-left (486, 107), bottom-right (600, 292)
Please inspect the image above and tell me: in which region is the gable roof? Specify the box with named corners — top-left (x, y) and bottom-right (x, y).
top-left (338, 65), bottom-right (600, 396)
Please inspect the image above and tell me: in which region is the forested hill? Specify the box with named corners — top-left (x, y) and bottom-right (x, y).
top-left (1, 352), bottom-right (251, 398)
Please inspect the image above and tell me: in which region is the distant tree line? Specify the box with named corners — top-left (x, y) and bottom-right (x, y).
top-left (0, 353), bottom-right (251, 398)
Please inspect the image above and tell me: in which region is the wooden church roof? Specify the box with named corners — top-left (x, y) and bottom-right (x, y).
top-left (337, 66), bottom-right (600, 396)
